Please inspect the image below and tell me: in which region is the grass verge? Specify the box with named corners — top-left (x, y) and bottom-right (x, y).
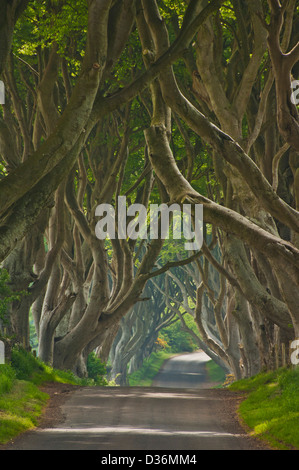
top-left (0, 379), bottom-right (48, 444)
top-left (229, 366), bottom-right (299, 450)
top-left (0, 347), bottom-right (104, 445)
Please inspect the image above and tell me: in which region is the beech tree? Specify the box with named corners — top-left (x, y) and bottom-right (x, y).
top-left (108, 278), bottom-right (179, 385)
top-left (0, 0), bottom-right (298, 378)
top-left (140, 0), bottom-right (299, 372)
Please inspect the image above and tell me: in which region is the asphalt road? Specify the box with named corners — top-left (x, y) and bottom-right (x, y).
top-left (4, 352), bottom-right (268, 451)
top-left (152, 351), bottom-right (215, 389)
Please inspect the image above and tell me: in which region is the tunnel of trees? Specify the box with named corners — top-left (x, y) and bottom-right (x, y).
top-left (0, 0), bottom-right (298, 382)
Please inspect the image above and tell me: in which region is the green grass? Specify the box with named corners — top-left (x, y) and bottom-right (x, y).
top-left (0, 365), bottom-right (15, 395)
top-left (205, 360), bottom-right (227, 385)
top-left (0, 347), bottom-right (107, 445)
top-left (229, 367), bottom-right (299, 450)
top-left (0, 379), bottom-right (49, 444)
top-left (9, 347), bottom-right (93, 386)
top-left (128, 351), bottom-right (174, 386)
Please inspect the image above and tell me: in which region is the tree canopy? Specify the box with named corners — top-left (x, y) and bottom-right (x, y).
top-left (0, 0), bottom-right (298, 380)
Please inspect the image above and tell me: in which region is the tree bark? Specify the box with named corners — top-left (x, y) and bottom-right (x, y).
top-left (0, 0), bottom-right (30, 75)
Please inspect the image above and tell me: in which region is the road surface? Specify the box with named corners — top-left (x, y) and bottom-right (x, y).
top-left (152, 351), bottom-right (215, 389)
top-left (4, 352), bottom-right (268, 451)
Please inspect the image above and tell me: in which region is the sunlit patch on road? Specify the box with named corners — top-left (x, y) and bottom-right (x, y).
top-left (41, 426), bottom-right (245, 438)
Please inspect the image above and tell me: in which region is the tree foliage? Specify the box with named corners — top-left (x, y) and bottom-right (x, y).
top-left (0, 0), bottom-right (298, 380)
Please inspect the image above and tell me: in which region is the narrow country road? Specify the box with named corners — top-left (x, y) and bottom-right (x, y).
top-left (4, 352), bottom-right (268, 451)
top-left (152, 351), bottom-right (215, 389)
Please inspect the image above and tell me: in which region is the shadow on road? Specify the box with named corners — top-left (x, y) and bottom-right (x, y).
top-left (3, 351), bottom-right (270, 451)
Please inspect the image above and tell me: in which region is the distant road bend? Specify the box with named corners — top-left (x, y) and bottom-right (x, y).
top-left (5, 351), bottom-right (268, 450)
